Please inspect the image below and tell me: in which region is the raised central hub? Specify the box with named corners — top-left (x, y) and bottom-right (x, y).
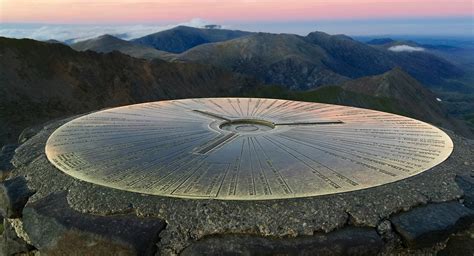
top-left (219, 119), bottom-right (274, 134)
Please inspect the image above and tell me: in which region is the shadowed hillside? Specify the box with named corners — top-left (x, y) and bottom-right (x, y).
top-left (71, 34), bottom-right (175, 60)
top-left (176, 33), bottom-right (349, 90)
top-left (245, 68), bottom-right (473, 138)
top-left (131, 26), bottom-right (252, 53)
top-left (176, 31), bottom-right (463, 90)
top-left (0, 37), bottom-right (260, 145)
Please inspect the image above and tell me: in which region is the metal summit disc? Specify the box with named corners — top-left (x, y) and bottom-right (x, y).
top-left (45, 98), bottom-right (454, 200)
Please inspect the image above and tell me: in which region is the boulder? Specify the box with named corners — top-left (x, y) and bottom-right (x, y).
top-left (0, 218), bottom-right (36, 255)
top-left (181, 227), bottom-right (383, 256)
top-left (391, 201), bottom-right (474, 248)
top-left (21, 192), bottom-right (166, 256)
top-left (0, 144), bottom-right (18, 180)
top-left (0, 176), bottom-right (35, 218)
top-left (456, 174), bottom-right (474, 209)
top-left (438, 224), bottom-right (474, 256)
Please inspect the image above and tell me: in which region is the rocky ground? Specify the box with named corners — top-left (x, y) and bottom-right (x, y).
top-left (0, 116), bottom-right (473, 255)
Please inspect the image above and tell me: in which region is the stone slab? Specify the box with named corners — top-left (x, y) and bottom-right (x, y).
top-left (0, 144), bottom-right (17, 180)
top-left (0, 218), bottom-right (35, 255)
top-left (180, 227), bottom-right (383, 256)
top-left (391, 201), bottom-right (474, 248)
top-left (22, 192), bottom-right (166, 256)
top-left (456, 174), bottom-right (474, 210)
top-left (438, 224), bottom-right (474, 256)
top-left (0, 176), bottom-right (34, 218)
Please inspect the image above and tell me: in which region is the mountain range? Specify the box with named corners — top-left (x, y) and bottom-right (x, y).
top-left (245, 67), bottom-right (471, 137)
top-left (131, 25), bottom-right (252, 53)
top-left (1, 26), bottom-right (473, 145)
top-left (71, 34), bottom-right (174, 60)
top-left (175, 31), bottom-right (463, 90)
top-left (71, 27), bottom-right (463, 91)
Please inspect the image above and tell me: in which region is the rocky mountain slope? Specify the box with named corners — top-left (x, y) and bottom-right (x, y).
top-left (246, 68), bottom-right (473, 138)
top-left (338, 67), bottom-right (472, 136)
top-left (1, 36), bottom-right (471, 146)
top-left (71, 34), bottom-right (175, 60)
top-left (0, 37), bottom-right (260, 146)
top-left (131, 26), bottom-right (252, 53)
top-left (175, 32), bottom-right (349, 90)
top-left (175, 31), bottom-right (463, 90)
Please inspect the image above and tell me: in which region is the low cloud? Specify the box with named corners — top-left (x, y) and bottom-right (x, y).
top-left (0, 18), bottom-right (217, 43)
top-left (388, 45), bottom-right (425, 52)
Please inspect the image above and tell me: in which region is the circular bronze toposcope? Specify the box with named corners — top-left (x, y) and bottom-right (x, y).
top-left (46, 98), bottom-right (454, 200)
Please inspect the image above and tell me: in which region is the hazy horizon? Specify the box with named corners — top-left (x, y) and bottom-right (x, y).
top-left (1, 16), bottom-right (473, 44)
top-left (1, 0), bottom-right (473, 42)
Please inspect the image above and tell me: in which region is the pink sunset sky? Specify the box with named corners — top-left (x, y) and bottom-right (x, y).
top-left (1, 0), bottom-right (472, 23)
top-left (0, 0), bottom-right (472, 40)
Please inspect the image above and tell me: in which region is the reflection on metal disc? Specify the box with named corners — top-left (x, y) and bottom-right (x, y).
top-left (45, 98), bottom-right (454, 200)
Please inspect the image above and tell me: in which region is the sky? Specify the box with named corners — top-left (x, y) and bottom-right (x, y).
top-left (0, 0), bottom-right (473, 41)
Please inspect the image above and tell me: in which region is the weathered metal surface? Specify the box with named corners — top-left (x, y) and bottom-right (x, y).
top-left (45, 98), bottom-right (454, 200)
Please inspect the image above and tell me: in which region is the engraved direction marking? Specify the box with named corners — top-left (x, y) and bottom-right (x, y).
top-left (278, 134), bottom-right (398, 177)
top-left (192, 109), bottom-right (232, 121)
top-left (254, 137), bottom-right (293, 195)
top-left (254, 99), bottom-right (278, 117)
top-left (275, 121), bottom-right (344, 126)
top-left (228, 139), bottom-right (246, 196)
top-left (208, 99), bottom-right (235, 117)
top-left (194, 133), bottom-right (238, 154)
top-left (246, 137), bottom-right (256, 196)
top-left (227, 98), bottom-right (241, 116)
top-left (250, 137), bottom-right (272, 196)
top-left (236, 98), bottom-right (245, 116)
top-left (262, 136), bottom-right (349, 189)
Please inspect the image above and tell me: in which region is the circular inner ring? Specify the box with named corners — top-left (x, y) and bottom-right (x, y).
top-left (219, 119), bottom-right (274, 133)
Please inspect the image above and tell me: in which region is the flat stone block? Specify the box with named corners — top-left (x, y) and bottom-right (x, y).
top-left (181, 227), bottom-right (384, 256)
top-left (21, 192), bottom-right (166, 256)
top-left (391, 201), bottom-right (474, 248)
top-left (0, 176), bottom-right (34, 218)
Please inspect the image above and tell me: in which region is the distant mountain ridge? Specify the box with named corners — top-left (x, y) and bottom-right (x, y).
top-left (131, 26), bottom-right (253, 53)
top-left (71, 34), bottom-right (175, 60)
top-left (69, 27), bottom-right (464, 93)
top-left (175, 32), bottom-right (350, 90)
top-left (1, 35), bottom-right (472, 146)
top-left (175, 31), bottom-right (463, 90)
top-left (338, 67), bottom-right (471, 136)
top-left (246, 68), bottom-right (473, 138)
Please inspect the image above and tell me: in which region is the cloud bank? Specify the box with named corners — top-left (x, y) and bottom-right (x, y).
top-left (0, 18), bottom-right (213, 43)
top-left (388, 45), bottom-right (425, 52)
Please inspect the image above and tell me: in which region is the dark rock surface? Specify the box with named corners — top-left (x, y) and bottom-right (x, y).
top-left (456, 174), bottom-right (474, 209)
top-left (180, 227), bottom-right (383, 256)
top-left (0, 176), bottom-right (34, 218)
top-left (4, 116), bottom-right (474, 255)
top-left (439, 224), bottom-right (474, 256)
top-left (0, 218), bottom-right (36, 255)
top-left (0, 144), bottom-right (17, 180)
top-left (391, 201), bottom-right (474, 248)
top-left (22, 192), bottom-right (166, 256)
